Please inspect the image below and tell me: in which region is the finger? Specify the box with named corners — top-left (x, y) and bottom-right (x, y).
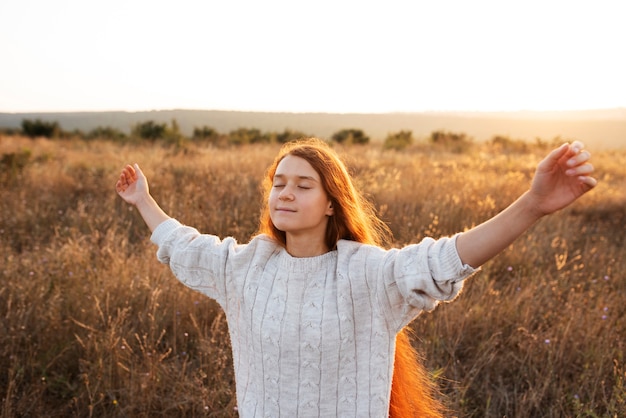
top-left (123, 165), bottom-right (136, 184)
top-left (539, 143), bottom-right (569, 171)
top-left (566, 162), bottom-right (594, 176)
top-left (115, 178), bottom-right (126, 193)
top-left (566, 150), bottom-right (592, 168)
top-left (133, 163), bottom-right (145, 181)
top-left (117, 171), bottom-right (126, 186)
top-left (560, 141), bottom-right (586, 163)
top-left (569, 140), bottom-right (585, 154)
top-left (550, 143), bottom-right (570, 161)
top-left (578, 175), bottom-right (598, 190)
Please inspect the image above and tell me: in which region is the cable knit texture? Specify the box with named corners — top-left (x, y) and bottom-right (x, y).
top-left (151, 218), bottom-right (477, 417)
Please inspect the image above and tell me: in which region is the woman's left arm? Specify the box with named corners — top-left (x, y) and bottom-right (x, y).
top-left (456, 141), bottom-right (597, 268)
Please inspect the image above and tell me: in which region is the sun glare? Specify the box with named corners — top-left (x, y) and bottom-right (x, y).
top-left (0, 0), bottom-right (624, 113)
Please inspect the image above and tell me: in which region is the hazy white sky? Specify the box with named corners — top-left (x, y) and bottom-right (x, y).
top-left (1, 0), bottom-right (624, 113)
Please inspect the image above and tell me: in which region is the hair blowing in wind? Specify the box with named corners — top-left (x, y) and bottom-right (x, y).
top-left (257, 138), bottom-right (446, 417)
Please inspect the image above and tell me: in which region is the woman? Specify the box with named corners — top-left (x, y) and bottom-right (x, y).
top-left (116, 138), bottom-right (595, 417)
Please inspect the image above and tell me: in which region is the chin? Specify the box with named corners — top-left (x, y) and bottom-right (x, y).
top-left (269, 219), bottom-right (287, 233)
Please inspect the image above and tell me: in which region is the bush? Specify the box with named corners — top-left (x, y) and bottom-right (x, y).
top-left (21, 119), bottom-right (61, 138)
top-left (131, 120), bottom-right (167, 141)
top-left (87, 126), bottom-right (128, 142)
top-left (383, 130), bottom-right (413, 150)
top-left (161, 119), bottom-right (187, 148)
top-left (331, 129), bottom-right (370, 145)
top-left (275, 129), bottom-right (309, 144)
top-left (227, 128), bottom-right (270, 145)
top-left (0, 127), bottom-right (22, 136)
top-left (429, 130), bottom-right (473, 153)
top-left (0, 149), bottom-right (31, 184)
top-left (490, 135), bottom-right (529, 154)
top-left (535, 136), bottom-right (569, 150)
top-left (192, 126), bottom-right (219, 144)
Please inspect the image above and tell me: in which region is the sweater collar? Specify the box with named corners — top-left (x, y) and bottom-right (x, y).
top-left (277, 247), bottom-right (338, 273)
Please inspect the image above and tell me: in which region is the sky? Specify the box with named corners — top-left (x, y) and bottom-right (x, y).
top-left (0, 0), bottom-right (624, 114)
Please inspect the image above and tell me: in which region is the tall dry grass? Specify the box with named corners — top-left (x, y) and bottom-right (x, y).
top-left (1, 135), bottom-right (624, 417)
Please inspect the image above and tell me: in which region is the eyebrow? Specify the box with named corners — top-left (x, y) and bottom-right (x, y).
top-left (273, 173), bottom-right (319, 182)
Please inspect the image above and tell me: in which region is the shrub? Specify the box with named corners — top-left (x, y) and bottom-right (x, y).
top-left (227, 128), bottom-right (270, 145)
top-left (192, 126), bottom-right (219, 144)
top-left (21, 119), bottom-right (61, 138)
top-left (535, 136), bottom-right (569, 150)
top-left (489, 135), bottom-right (530, 153)
top-left (131, 120), bottom-right (167, 141)
top-left (0, 149), bottom-right (31, 183)
top-left (161, 119), bottom-right (187, 148)
top-left (87, 126), bottom-right (128, 142)
top-left (383, 130), bottom-right (413, 150)
top-left (0, 127), bottom-right (22, 136)
top-left (331, 129), bottom-right (370, 145)
top-left (429, 130), bottom-right (473, 153)
top-left (275, 129), bottom-right (309, 144)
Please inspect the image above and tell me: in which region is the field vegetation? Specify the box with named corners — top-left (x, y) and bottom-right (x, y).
top-left (0, 132), bottom-right (624, 417)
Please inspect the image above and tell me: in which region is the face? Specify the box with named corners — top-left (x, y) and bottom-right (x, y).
top-left (269, 155), bottom-right (334, 241)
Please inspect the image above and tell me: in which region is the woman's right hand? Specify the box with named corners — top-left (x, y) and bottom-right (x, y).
top-left (116, 163), bottom-right (149, 206)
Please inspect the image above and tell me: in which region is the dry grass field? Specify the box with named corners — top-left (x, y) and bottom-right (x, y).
top-left (1, 135), bottom-right (624, 417)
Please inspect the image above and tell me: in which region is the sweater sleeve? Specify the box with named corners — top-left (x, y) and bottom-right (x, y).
top-left (150, 218), bottom-right (239, 306)
top-left (382, 234), bottom-right (478, 330)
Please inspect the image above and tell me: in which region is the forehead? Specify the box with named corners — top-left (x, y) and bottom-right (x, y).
top-left (274, 155), bottom-right (320, 180)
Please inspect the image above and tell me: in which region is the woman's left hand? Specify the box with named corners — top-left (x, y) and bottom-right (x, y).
top-left (529, 141), bottom-right (597, 216)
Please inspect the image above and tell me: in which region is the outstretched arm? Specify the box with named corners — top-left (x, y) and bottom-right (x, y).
top-left (116, 164), bottom-right (171, 232)
top-left (456, 141), bottom-right (596, 268)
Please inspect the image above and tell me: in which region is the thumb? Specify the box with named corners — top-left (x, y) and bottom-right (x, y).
top-left (133, 163), bottom-right (146, 180)
top-left (539, 143), bottom-right (569, 172)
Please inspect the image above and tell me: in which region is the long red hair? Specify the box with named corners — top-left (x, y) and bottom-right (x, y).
top-left (257, 138), bottom-right (445, 417)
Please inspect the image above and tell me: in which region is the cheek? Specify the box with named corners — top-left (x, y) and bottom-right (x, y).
top-left (267, 191), bottom-right (281, 214)
top-left (268, 190), bottom-right (278, 205)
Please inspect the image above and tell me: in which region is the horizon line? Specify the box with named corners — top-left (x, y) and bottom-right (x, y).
top-left (1, 106), bottom-right (625, 115)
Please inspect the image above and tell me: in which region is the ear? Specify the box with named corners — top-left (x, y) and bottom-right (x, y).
top-left (326, 201), bottom-right (334, 216)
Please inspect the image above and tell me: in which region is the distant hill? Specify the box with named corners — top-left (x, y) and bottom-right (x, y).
top-left (1, 109), bottom-right (624, 149)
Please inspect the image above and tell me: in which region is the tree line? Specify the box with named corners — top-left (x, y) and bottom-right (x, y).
top-left (2, 118), bottom-right (559, 152)
top-left (6, 118), bottom-right (418, 149)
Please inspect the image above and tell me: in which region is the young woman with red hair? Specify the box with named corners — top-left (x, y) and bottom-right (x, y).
top-left (116, 138), bottom-right (595, 417)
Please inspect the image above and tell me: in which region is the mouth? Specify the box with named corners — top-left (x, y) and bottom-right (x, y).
top-left (275, 207), bottom-right (296, 212)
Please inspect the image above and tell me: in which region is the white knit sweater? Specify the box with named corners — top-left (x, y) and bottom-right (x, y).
top-left (151, 218), bottom-right (476, 417)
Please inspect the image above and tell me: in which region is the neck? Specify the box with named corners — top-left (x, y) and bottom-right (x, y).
top-left (285, 234), bottom-right (329, 258)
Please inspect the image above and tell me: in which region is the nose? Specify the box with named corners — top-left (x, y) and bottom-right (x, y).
top-left (278, 186), bottom-right (294, 201)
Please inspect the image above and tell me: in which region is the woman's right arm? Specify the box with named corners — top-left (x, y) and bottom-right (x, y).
top-left (116, 163), bottom-right (171, 232)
